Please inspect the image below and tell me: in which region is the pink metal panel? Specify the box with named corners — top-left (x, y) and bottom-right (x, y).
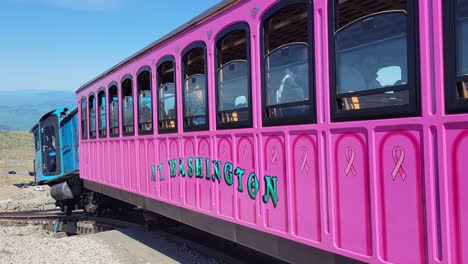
top-left (235, 136), bottom-right (257, 224)
top-left (129, 142), bottom-right (137, 192)
top-left (291, 133), bottom-right (321, 243)
top-left (138, 140), bottom-right (148, 195)
top-left (446, 126), bottom-right (468, 264)
top-left (147, 140), bottom-right (157, 198)
top-left (183, 138), bottom-right (197, 208)
top-left (198, 137), bottom-right (213, 212)
top-left (216, 136), bottom-right (234, 218)
top-left (158, 140), bottom-right (169, 200)
top-left (169, 139), bottom-right (181, 203)
top-left (376, 129), bottom-right (425, 264)
top-left (332, 131), bottom-right (370, 255)
top-left (122, 141), bottom-right (130, 190)
top-left (262, 134), bottom-right (288, 233)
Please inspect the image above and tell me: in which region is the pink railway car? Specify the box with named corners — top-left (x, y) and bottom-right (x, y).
top-left (76, 0), bottom-right (468, 263)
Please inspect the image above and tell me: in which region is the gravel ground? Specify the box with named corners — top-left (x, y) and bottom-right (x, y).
top-left (0, 225), bottom-right (121, 264)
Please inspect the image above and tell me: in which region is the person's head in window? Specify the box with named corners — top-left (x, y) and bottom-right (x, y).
top-left (360, 56), bottom-right (381, 89)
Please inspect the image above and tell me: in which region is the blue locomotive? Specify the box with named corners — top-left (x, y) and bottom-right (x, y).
top-left (31, 107), bottom-right (79, 184)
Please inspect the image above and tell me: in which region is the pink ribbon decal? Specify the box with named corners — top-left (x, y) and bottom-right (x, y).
top-left (271, 146), bottom-right (279, 165)
top-left (172, 145), bottom-right (176, 157)
top-left (300, 146), bottom-right (309, 174)
top-left (201, 144), bottom-right (206, 156)
top-left (222, 145), bottom-right (227, 157)
top-left (344, 146), bottom-right (356, 176)
top-left (391, 146), bottom-right (406, 181)
top-left (242, 146), bottom-right (248, 161)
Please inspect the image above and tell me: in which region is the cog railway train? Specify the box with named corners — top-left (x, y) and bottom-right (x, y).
top-left (30, 0), bottom-right (468, 263)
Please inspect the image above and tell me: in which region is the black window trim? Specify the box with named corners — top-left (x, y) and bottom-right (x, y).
top-left (81, 96), bottom-right (88, 140)
top-left (328, 1), bottom-right (421, 122)
top-left (136, 65), bottom-right (154, 135)
top-left (444, 0), bottom-right (468, 114)
top-left (108, 81), bottom-right (120, 138)
top-left (97, 87), bottom-right (107, 139)
top-left (121, 74), bottom-right (135, 136)
top-left (260, 0), bottom-right (316, 127)
top-left (156, 55), bottom-right (178, 134)
top-left (181, 41), bottom-right (210, 132)
top-left (88, 92), bottom-right (97, 139)
top-left (214, 22), bottom-right (253, 130)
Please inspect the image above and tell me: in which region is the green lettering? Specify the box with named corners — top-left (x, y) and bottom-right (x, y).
top-left (212, 160), bottom-right (221, 183)
top-left (151, 164), bottom-right (156, 182)
top-left (157, 163), bottom-right (164, 181)
top-left (187, 157), bottom-right (194, 177)
top-left (234, 167), bottom-right (245, 192)
top-left (179, 158), bottom-right (186, 177)
top-left (224, 162), bottom-right (233, 186)
top-left (168, 159), bottom-right (177, 177)
top-left (205, 158), bottom-right (211, 180)
top-left (262, 176), bottom-right (279, 208)
top-left (195, 157), bottom-right (204, 178)
top-left (247, 173), bottom-right (259, 199)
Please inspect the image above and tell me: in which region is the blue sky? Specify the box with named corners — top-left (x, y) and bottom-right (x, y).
top-left (0, 0), bottom-right (222, 91)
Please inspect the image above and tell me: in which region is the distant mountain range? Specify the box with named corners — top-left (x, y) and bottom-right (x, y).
top-left (0, 90), bottom-right (76, 131)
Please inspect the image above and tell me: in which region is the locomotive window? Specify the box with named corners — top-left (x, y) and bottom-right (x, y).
top-left (215, 23), bottom-right (252, 129)
top-left (34, 130), bottom-right (39, 151)
top-left (121, 76), bottom-right (134, 136)
top-left (262, 1), bottom-right (315, 126)
top-left (98, 89), bottom-right (107, 138)
top-left (108, 84), bottom-right (119, 137)
top-left (182, 43), bottom-right (209, 131)
top-left (445, 0), bottom-right (468, 113)
top-left (88, 94), bottom-right (96, 139)
top-left (137, 68), bottom-right (153, 134)
top-left (331, 0), bottom-right (420, 121)
top-left (157, 57), bottom-right (177, 133)
top-left (81, 97), bottom-right (87, 139)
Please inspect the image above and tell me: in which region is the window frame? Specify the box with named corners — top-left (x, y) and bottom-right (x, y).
top-left (328, 0), bottom-right (421, 122)
top-left (81, 96), bottom-right (88, 140)
top-left (181, 41), bottom-right (210, 132)
top-left (121, 74), bottom-right (135, 137)
top-left (260, 0), bottom-right (316, 127)
top-left (444, 0), bottom-right (468, 114)
top-left (97, 87), bottom-right (107, 139)
top-left (108, 81), bottom-right (120, 138)
top-left (214, 22), bottom-right (253, 130)
top-left (88, 92), bottom-right (96, 139)
top-left (136, 65), bottom-right (154, 135)
top-left (156, 55), bottom-right (178, 134)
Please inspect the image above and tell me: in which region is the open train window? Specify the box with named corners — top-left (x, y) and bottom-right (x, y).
top-left (330, 0), bottom-right (420, 121)
top-left (80, 97), bottom-right (87, 139)
top-left (182, 42), bottom-right (209, 131)
top-left (215, 23), bottom-right (252, 129)
top-left (41, 115), bottom-right (61, 175)
top-left (121, 75), bottom-right (134, 136)
top-left (108, 83), bottom-right (119, 137)
top-left (445, 0), bottom-right (468, 113)
top-left (88, 93), bottom-right (96, 139)
top-left (157, 56), bottom-right (177, 134)
top-left (98, 89), bottom-right (107, 138)
top-left (137, 66), bottom-right (153, 134)
top-left (261, 0), bottom-right (315, 126)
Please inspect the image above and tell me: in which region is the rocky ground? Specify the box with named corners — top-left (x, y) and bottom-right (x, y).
top-left (0, 131), bottom-right (225, 264)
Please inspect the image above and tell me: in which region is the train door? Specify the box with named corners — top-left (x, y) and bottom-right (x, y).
top-left (32, 126), bottom-right (42, 182)
top-left (41, 115), bottom-right (62, 176)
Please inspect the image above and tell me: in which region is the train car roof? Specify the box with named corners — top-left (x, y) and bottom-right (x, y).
top-left (76, 0), bottom-right (238, 94)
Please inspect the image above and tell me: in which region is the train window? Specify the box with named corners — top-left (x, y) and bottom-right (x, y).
top-left (137, 67), bottom-right (153, 134)
top-left (182, 42), bottom-right (209, 131)
top-left (81, 97), bottom-right (87, 139)
top-left (157, 56), bottom-right (177, 133)
top-left (88, 94), bottom-right (96, 139)
top-left (445, 0), bottom-right (468, 113)
top-left (108, 83), bottom-right (119, 137)
top-left (215, 23), bottom-right (252, 129)
top-left (331, 0), bottom-right (420, 121)
top-left (121, 75), bottom-right (134, 136)
top-left (98, 89), bottom-right (107, 138)
top-left (34, 130), bottom-right (39, 151)
top-left (261, 0), bottom-right (315, 126)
